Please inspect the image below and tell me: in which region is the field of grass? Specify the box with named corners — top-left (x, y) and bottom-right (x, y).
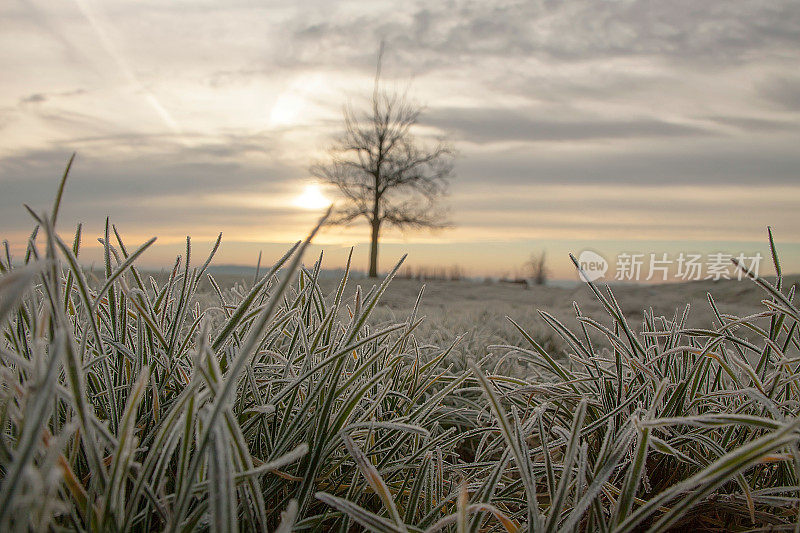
top-left (291, 273), bottom-right (796, 373)
top-left (2, 169), bottom-right (800, 532)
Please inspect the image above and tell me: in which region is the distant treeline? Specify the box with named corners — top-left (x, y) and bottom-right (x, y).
top-left (396, 264), bottom-right (466, 281)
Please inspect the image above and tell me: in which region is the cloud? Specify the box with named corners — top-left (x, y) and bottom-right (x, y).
top-left (759, 76), bottom-right (800, 112)
top-left (18, 89), bottom-right (85, 106)
top-left (285, 0), bottom-right (800, 70)
top-left (425, 107), bottom-right (711, 143)
top-left (20, 93), bottom-right (47, 104)
top-left (0, 143), bottom-right (303, 240)
top-left (452, 138), bottom-right (800, 186)
top-left (705, 115), bottom-right (799, 132)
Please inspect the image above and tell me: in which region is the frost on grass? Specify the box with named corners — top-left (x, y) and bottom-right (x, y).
top-left (0, 164), bottom-right (799, 532)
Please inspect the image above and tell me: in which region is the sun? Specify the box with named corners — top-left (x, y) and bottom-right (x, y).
top-left (292, 184), bottom-right (332, 210)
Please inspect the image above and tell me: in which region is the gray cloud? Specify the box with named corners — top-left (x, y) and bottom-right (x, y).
top-left (284, 0), bottom-right (800, 71)
top-left (704, 115), bottom-right (799, 133)
top-left (18, 89), bottom-right (86, 106)
top-left (453, 191), bottom-right (798, 218)
top-left (425, 107), bottom-right (711, 143)
top-left (0, 144), bottom-right (302, 237)
top-left (759, 76), bottom-right (800, 112)
top-left (454, 141), bottom-right (800, 186)
top-left (20, 93), bottom-right (47, 104)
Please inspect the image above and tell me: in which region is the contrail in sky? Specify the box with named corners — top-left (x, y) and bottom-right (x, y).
top-left (71, 0), bottom-right (182, 136)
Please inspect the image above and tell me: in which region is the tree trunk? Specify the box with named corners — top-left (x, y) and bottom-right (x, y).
top-left (368, 219), bottom-right (380, 277)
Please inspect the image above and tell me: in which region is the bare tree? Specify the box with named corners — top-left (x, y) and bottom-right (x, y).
top-left (526, 251), bottom-right (548, 286)
top-left (311, 46), bottom-right (455, 277)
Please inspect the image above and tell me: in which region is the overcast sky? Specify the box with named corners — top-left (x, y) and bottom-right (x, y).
top-left (2, 0), bottom-right (799, 278)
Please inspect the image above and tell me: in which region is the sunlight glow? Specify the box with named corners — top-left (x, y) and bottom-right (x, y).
top-left (268, 92), bottom-right (305, 127)
top-left (268, 73), bottom-right (331, 127)
top-left (292, 184), bottom-right (332, 210)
